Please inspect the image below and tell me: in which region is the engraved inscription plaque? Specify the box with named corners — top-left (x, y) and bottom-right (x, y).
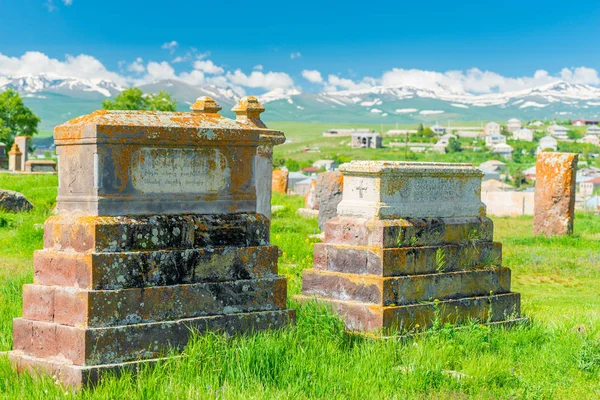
top-left (131, 148), bottom-right (230, 194)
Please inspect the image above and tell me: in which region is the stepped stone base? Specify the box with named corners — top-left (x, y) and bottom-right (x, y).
top-left (295, 293), bottom-right (520, 333)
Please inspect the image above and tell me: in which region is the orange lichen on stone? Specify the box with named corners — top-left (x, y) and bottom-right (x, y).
top-left (534, 152), bottom-right (578, 236)
top-left (272, 170), bottom-right (289, 194)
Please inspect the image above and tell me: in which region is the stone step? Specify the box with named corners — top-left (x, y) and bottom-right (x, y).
top-left (34, 246), bottom-right (279, 290)
top-left (302, 267), bottom-right (511, 306)
top-left (12, 309), bottom-right (295, 366)
top-left (324, 216), bottom-right (493, 248)
top-left (22, 278), bottom-right (287, 328)
top-left (43, 213), bottom-right (270, 253)
top-left (294, 292), bottom-right (520, 332)
top-left (313, 241), bottom-right (502, 276)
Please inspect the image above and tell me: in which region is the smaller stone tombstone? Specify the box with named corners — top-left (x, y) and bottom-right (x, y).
top-left (272, 169), bottom-right (289, 194)
top-left (25, 160), bottom-right (57, 173)
top-left (0, 142), bottom-right (6, 168)
top-left (8, 143), bottom-right (22, 172)
top-left (316, 171), bottom-right (343, 231)
top-left (305, 180), bottom-right (319, 210)
top-left (14, 136), bottom-right (30, 171)
top-left (534, 152), bottom-right (578, 236)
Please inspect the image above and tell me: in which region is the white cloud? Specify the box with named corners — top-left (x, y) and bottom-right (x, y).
top-left (127, 58), bottom-right (145, 73)
top-left (63, 0), bottom-right (72, 5)
top-left (302, 69), bottom-right (323, 84)
top-left (290, 52), bottom-right (302, 60)
top-left (325, 74), bottom-right (374, 92)
top-left (254, 65), bottom-right (264, 71)
top-left (226, 69), bottom-right (294, 90)
top-left (143, 61), bottom-right (176, 82)
top-left (161, 41), bottom-right (178, 54)
top-left (193, 60), bottom-right (224, 75)
top-left (46, 0), bottom-right (71, 11)
top-left (0, 51), bottom-right (127, 85)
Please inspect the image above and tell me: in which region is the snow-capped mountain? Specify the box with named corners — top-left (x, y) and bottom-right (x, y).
top-left (0, 73), bottom-right (123, 98)
top-left (4, 73), bottom-right (600, 129)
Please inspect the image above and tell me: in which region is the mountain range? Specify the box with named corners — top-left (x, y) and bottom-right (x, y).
top-left (3, 73), bottom-right (600, 130)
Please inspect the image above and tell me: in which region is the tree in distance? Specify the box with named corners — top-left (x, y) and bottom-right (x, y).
top-left (0, 89), bottom-right (40, 152)
top-left (102, 88), bottom-right (177, 111)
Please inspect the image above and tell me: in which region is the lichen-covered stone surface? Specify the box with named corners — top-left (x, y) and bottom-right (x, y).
top-left (304, 180), bottom-right (319, 210)
top-left (316, 171), bottom-right (343, 230)
top-left (9, 97), bottom-right (293, 387)
top-left (534, 152), bottom-right (578, 236)
top-left (296, 161), bottom-right (521, 335)
top-left (0, 189), bottom-right (34, 212)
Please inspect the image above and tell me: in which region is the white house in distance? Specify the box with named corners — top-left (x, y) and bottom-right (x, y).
top-left (581, 135), bottom-right (600, 146)
top-left (430, 124), bottom-right (446, 135)
top-left (312, 160), bottom-right (338, 171)
top-left (484, 122), bottom-right (501, 135)
top-left (587, 125), bottom-right (600, 136)
top-left (513, 128), bottom-right (534, 142)
top-left (507, 118), bottom-right (522, 133)
top-left (547, 124), bottom-right (569, 140)
top-left (537, 136), bottom-right (558, 154)
top-left (491, 143), bottom-right (513, 159)
top-left (485, 133), bottom-right (507, 148)
top-left (529, 121), bottom-right (544, 128)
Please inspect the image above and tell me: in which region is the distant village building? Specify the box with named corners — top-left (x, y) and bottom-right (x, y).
top-left (323, 128), bottom-right (372, 137)
top-left (429, 124), bottom-right (446, 135)
top-left (433, 135), bottom-right (455, 153)
top-left (581, 135), bottom-right (600, 146)
top-left (490, 143), bottom-right (513, 159)
top-left (351, 132), bottom-right (382, 149)
top-left (537, 136), bottom-right (558, 154)
top-left (312, 160), bottom-right (338, 171)
top-left (484, 122), bottom-right (501, 135)
top-left (573, 119), bottom-right (600, 126)
top-left (485, 133), bottom-right (506, 148)
top-left (506, 118), bottom-right (522, 133)
top-left (513, 128), bottom-right (534, 142)
top-left (529, 121), bottom-right (544, 128)
top-left (587, 125), bottom-right (600, 136)
top-left (479, 160), bottom-right (507, 174)
top-left (523, 165), bottom-right (536, 180)
top-left (547, 124), bottom-right (569, 140)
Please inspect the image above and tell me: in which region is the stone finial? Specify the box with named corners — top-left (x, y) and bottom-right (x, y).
top-left (8, 143), bottom-right (22, 155)
top-left (190, 96), bottom-right (222, 113)
top-left (232, 96), bottom-right (266, 127)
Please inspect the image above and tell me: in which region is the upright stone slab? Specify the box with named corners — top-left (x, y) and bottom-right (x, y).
top-left (8, 143), bottom-right (22, 172)
top-left (14, 136), bottom-right (30, 171)
top-left (534, 152), bottom-right (578, 236)
top-left (316, 171), bottom-right (343, 231)
top-left (297, 161), bottom-right (521, 334)
top-left (305, 180), bottom-right (319, 210)
top-left (272, 170), bottom-right (289, 194)
top-left (9, 96), bottom-right (294, 387)
top-left (0, 142), bottom-right (6, 169)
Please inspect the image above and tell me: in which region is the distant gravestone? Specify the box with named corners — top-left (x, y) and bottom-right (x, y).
top-left (14, 136), bottom-right (30, 171)
top-left (25, 160), bottom-right (57, 173)
top-left (317, 171), bottom-right (343, 231)
top-left (272, 169), bottom-right (289, 194)
top-left (8, 143), bottom-right (22, 172)
top-left (305, 180), bottom-right (319, 210)
top-left (0, 189), bottom-right (34, 212)
top-left (534, 152), bottom-right (578, 236)
top-left (0, 142), bottom-right (6, 169)
top-left (9, 96), bottom-right (294, 387)
top-left (297, 161), bottom-right (521, 333)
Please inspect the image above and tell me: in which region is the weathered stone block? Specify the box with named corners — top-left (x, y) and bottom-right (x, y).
top-left (23, 278), bottom-right (287, 327)
top-left (12, 310), bottom-right (294, 366)
top-left (316, 171), bottom-right (343, 230)
top-left (534, 152), bottom-right (578, 236)
top-left (0, 189), bottom-right (34, 213)
top-left (34, 245), bottom-right (279, 289)
top-left (296, 292), bottom-right (520, 332)
top-left (323, 216), bottom-right (494, 248)
top-left (272, 170), bottom-right (288, 194)
top-left (302, 267), bottom-right (510, 306)
top-left (313, 241), bottom-right (502, 275)
top-left (337, 161), bottom-right (485, 219)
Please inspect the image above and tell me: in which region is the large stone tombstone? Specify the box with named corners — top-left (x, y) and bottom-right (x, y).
top-left (297, 161), bottom-right (521, 333)
top-left (9, 96), bottom-right (293, 386)
top-left (534, 152), bottom-right (578, 236)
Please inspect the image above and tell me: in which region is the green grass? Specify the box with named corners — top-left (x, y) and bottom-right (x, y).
top-left (2, 175), bottom-right (600, 398)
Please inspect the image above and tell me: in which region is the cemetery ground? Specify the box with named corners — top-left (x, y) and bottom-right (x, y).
top-left (1, 174), bottom-right (600, 398)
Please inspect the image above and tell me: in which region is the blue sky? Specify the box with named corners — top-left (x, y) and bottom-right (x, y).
top-left (1, 0), bottom-right (600, 94)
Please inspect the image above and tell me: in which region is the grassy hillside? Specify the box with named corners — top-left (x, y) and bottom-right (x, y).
top-left (2, 174), bottom-right (600, 398)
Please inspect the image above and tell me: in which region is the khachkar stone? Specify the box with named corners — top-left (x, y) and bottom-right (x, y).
top-left (296, 161), bottom-right (521, 334)
top-left (534, 152), bottom-right (578, 236)
top-left (9, 96), bottom-right (294, 387)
